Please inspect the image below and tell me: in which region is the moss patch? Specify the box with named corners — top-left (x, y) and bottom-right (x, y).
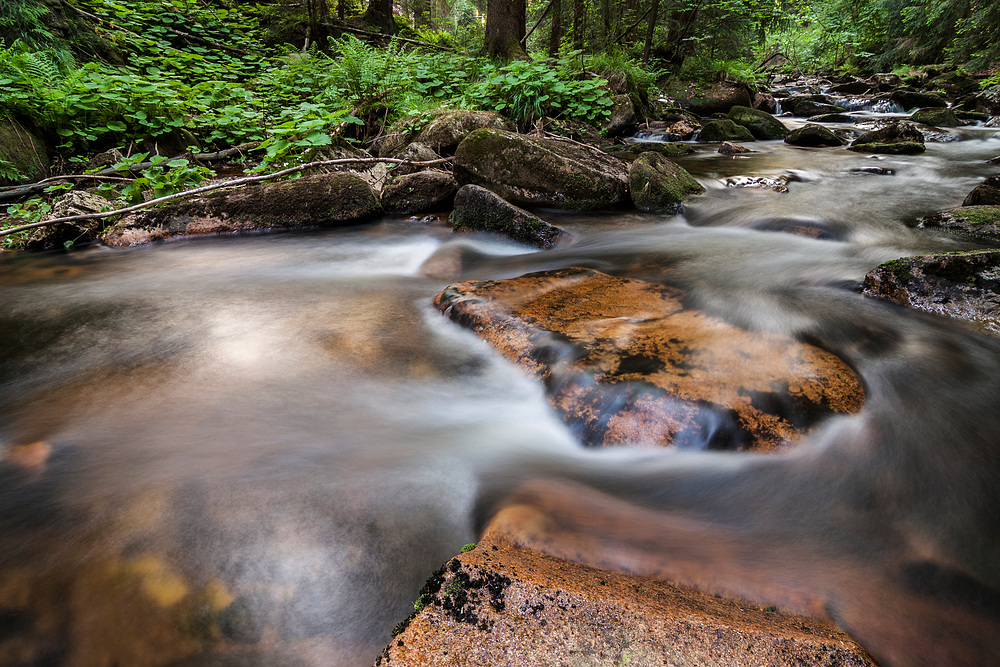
top-left (848, 142), bottom-right (926, 154)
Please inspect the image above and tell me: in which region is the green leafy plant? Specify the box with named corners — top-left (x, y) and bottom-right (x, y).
top-left (96, 152), bottom-right (213, 204)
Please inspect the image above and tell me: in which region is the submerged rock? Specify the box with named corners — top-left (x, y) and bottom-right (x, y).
top-left (962, 176), bottom-right (1000, 206)
top-left (718, 141), bottom-right (749, 155)
top-left (102, 172), bottom-right (381, 247)
top-left (434, 268), bottom-right (864, 450)
top-left (450, 185), bottom-right (568, 249)
top-left (381, 171), bottom-right (458, 214)
top-left (698, 119), bottom-right (755, 143)
top-left (627, 152), bottom-right (704, 213)
top-left (727, 105), bottom-right (788, 140)
top-left (453, 129), bottom-right (629, 210)
top-left (863, 251), bottom-right (1000, 335)
top-left (785, 124), bottom-right (847, 147)
top-left (724, 175), bottom-right (791, 193)
top-left (378, 517), bottom-right (877, 667)
top-left (848, 121), bottom-right (925, 154)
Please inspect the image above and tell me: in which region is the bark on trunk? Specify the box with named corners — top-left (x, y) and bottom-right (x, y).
top-left (548, 0), bottom-right (562, 56)
top-left (642, 0), bottom-right (660, 63)
top-left (484, 0), bottom-right (527, 60)
top-left (363, 0), bottom-right (396, 34)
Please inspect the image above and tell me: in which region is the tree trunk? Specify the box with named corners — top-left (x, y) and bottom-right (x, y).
top-left (484, 0), bottom-right (527, 60)
top-left (338, 0), bottom-right (345, 21)
top-left (642, 0), bottom-right (659, 63)
top-left (572, 0), bottom-right (584, 49)
top-left (548, 0), bottom-right (562, 56)
top-left (363, 0), bottom-right (396, 34)
top-left (413, 0), bottom-right (431, 27)
top-left (601, 0), bottom-right (611, 48)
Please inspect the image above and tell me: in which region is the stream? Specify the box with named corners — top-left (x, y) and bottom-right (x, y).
top-left (1, 120), bottom-right (999, 666)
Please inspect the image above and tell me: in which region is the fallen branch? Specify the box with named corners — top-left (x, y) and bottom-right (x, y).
top-left (0, 156), bottom-right (452, 238)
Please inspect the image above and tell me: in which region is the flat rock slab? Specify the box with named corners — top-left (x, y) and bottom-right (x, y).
top-left (434, 268), bottom-right (863, 450)
top-left (862, 250), bottom-right (1000, 335)
top-left (377, 516), bottom-right (877, 667)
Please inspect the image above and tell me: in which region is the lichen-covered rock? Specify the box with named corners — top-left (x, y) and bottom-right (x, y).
top-left (848, 121), bottom-right (925, 154)
top-left (785, 124), bottom-right (847, 147)
top-left (727, 105), bottom-right (788, 140)
top-left (433, 268), bottom-right (864, 450)
top-left (450, 184), bottom-right (567, 249)
top-left (698, 119), bottom-right (755, 143)
top-left (628, 152), bottom-right (704, 213)
top-left (910, 107), bottom-right (960, 127)
top-left (415, 111), bottom-right (515, 156)
top-left (453, 129), bottom-right (629, 210)
top-left (862, 251), bottom-right (1000, 335)
top-left (890, 90), bottom-right (948, 110)
top-left (381, 171), bottom-right (458, 214)
top-left (793, 101), bottom-right (846, 117)
top-left (603, 94), bottom-right (637, 137)
top-left (0, 117), bottom-right (49, 184)
top-left (378, 517), bottom-right (878, 667)
top-left (962, 176), bottom-right (1000, 206)
top-left (919, 205), bottom-right (1000, 242)
top-left (102, 172), bottom-right (381, 247)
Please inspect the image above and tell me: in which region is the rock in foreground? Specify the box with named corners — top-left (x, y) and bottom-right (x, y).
top-left (434, 268), bottom-right (864, 450)
top-left (377, 515), bottom-right (877, 667)
top-left (451, 185), bottom-right (569, 249)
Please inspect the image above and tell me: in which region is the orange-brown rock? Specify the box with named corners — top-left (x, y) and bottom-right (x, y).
top-left (434, 268), bottom-right (863, 450)
top-left (376, 514), bottom-right (877, 667)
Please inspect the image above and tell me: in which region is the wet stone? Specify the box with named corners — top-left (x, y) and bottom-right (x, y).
top-left (434, 268), bottom-right (864, 450)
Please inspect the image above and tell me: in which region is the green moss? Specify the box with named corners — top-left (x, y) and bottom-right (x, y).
top-left (629, 152), bottom-right (704, 213)
top-left (698, 119), bottom-right (755, 143)
top-left (726, 106), bottom-right (789, 140)
top-left (953, 206), bottom-right (1000, 227)
top-left (880, 258), bottom-right (914, 282)
top-left (910, 108), bottom-right (960, 127)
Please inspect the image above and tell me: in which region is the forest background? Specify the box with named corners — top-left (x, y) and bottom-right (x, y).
top-left (1, 0), bottom-right (998, 243)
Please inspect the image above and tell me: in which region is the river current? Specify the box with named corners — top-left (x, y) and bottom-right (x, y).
top-left (1, 122), bottom-right (999, 665)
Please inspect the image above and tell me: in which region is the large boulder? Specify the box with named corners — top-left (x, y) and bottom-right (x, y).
top-left (381, 171), bottom-right (458, 214)
top-left (862, 251), bottom-right (1000, 335)
top-left (971, 85), bottom-right (1000, 115)
top-left (385, 142), bottom-right (441, 176)
top-left (698, 119), bottom-right (755, 143)
top-left (910, 107), bottom-right (960, 127)
top-left (433, 268), bottom-right (864, 450)
top-left (962, 175), bottom-right (1000, 206)
top-left (628, 152), bottom-right (704, 213)
top-left (414, 110), bottom-right (515, 156)
top-left (727, 105), bottom-right (788, 140)
top-left (671, 81), bottom-right (753, 116)
top-left (450, 184), bottom-right (568, 249)
top-left (0, 116), bottom-right (49, 184)
top-left (919, 205), bottom-right (1000, 243)
top-left (848, 121), bottom-right (925, 154)
top-left (453, 129), bottom-right (629, 210)
top-left (785, 124), bottom-right (847, 147)
top-left (828, 80), bottom-right (873, 95)
top-left (890, 90), bottom-right (948, 110)
top-left (102, 172), bottom-right (381, 247)
top-left (378, 518), bottom-right (878, 667)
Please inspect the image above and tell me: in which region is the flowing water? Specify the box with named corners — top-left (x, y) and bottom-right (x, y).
top-left (1, 126), bottom-right (1000, 666)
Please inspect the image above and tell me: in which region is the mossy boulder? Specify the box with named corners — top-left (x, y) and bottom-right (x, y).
top-left (102, 172), bottom-right (381, 247)
top-left (962, 176), bottom-right (1000, 207)
top-left (619, 143), bottom-right (697, 159)
top-left (862, 251), bottom-right (1000, 335)
top-left (784, 124), bottom-right (847, 147)
top-left (668, 81), bottom-right (753, 116)
top-left (450, 184), bottom-right (567, 249)
top-left (0, 116), bottom-right (49, 184)
top-left (698, 119), bottom-right (755, 143)
top-left (890, 90), bottom-right (948, 110)
top-left (628, 152), bottom-right (704, 213)
top-left (385, 142), bottom-right (441, 176)
top-left (651, 104), bottom-right (702, 126)
top-left (415, 110), bottom-right (515, 156)
top-left (381, 171), bottom-right (458, 214)
top-left (727, 106), bottom-right (788, 140)
top-left (910, 107), bottom-right (960, 127)
top-left (453, 129), bottom-right (629, 210)
top-left (603, 94), bottom-right (637, 137)
top-left (848, 122), bottom-right (925, 154)
top-left (919, 205), bottom-right (1000, 243)
top-left (828, 80), bottom-right (873, 95)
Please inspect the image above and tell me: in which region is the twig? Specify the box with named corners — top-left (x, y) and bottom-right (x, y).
top-left (0, 156), bottom-right (452, 237)
top-left (522, 0), bottom-right (554, 46)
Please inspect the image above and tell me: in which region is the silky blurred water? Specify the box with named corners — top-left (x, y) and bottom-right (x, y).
top-left (1, 129), bottom-right (999, 666)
